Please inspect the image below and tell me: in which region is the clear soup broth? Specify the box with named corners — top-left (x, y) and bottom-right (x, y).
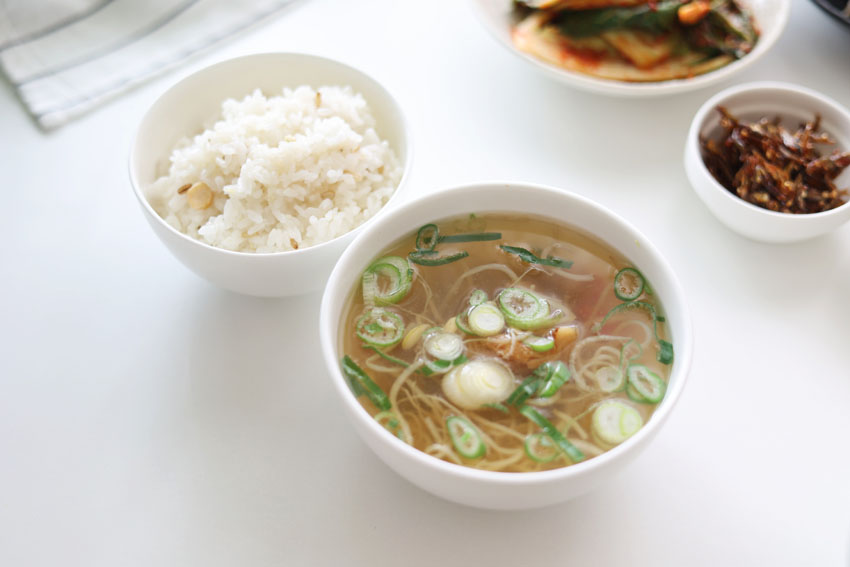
top-left (339, 213), bottom-right (672, 473)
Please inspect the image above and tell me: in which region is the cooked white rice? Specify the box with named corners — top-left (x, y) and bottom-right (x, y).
top-left (145, 85), bottom-right (402, 253)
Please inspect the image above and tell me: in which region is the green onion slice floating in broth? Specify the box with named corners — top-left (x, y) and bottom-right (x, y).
top-left (506, 375), bottom-right (542, 407)
top-left (468, 289), bottom-right (488, 307)
top-left (424, 331), bottom-right (464, 361)
top-left (356, 308), bottom-right (405, 347)
top-left (341, 355), bottom-right (391, 411)
top-left (438, 232), bottom-right (502, 244)
top-left (626, 363), bottom-right (666, 403)
top-left (446, 415), bottom-right (486, 459)
top-left (613, 267), bottom-right (645, 301)
top-left (363, 255), bottom-right (413, 305)
top-left (375, 410), bottom-right (406, 441)
top-left (362, 344), bottom-right (409, 368)
top-left (497, 287), bottom-right (562, 330)
top-left (596, 300), bottom-right (673, 365)
top-left (519, 405), bottom-right (585, 464)
top-left (534, 361), bottom-right (571, 398)
top-left (591, 400), bottom-right (643, 447)
top-left (467, 302), bottom-right (505, 336)
top-left (500, 245), bottom-right (574, 269)
top-left (409, 250), bottom-right (469, 266)
top-left (523, 335), bottom-right (555, 352)
top-left (416, 224), bottom-right (439, 251)
top-left (524, 433), bottom-right (559, 463)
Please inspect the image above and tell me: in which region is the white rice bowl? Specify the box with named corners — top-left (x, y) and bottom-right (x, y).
top-left (145, 85), bottom-right (402, 253)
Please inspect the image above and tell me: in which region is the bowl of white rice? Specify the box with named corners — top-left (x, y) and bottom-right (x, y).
top-left (130, 53), bottom-right (411, 297)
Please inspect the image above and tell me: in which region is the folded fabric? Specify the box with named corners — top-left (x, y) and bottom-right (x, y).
top-left (0, 0), bottom-right (297, 130)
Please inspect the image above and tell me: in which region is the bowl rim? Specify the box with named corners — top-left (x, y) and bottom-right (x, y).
top-left (468, 0), bottom-right (791, 97)
top-left (319, 181), bottom-right (694, 486)
top-left (687, 80), bottom-right (850, 221)
top-left (128, 51), bottom-right (413, 259)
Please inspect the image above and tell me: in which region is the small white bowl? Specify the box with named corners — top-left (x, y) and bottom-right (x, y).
top-left (470, 0), bottom-right (789, 97)
top-left (319, 182), bottom-right (693, 510)
top-left (684, 81), bottom-right (850, 243)
top-left (129, 53), bottom-right (412, 297)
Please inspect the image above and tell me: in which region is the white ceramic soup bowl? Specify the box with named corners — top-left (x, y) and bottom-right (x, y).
top-left (684, 82), bottom-right (850, 243)
top-left (129, 52), bottom-right (412, 297)
top-left (319, 182), bottom-right (693, 510)
top-left (470, 0), bottom-right (789, 97)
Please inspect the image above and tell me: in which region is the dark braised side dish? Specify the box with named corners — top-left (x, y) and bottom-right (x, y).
top-left (700, 107), bottom-right (850, 214)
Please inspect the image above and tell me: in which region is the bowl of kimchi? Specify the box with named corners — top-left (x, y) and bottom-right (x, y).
top-left (470, 0), bottom-right (790, 97)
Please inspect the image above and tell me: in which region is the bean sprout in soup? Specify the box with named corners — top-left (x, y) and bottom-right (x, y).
top-left (339, 213), bottom-right (673, 472)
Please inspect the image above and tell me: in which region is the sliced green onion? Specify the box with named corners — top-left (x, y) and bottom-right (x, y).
top-left (423, 360), bottom-right (447, 374)
top-left (362, 344), bottom-right (409, 368)
top-left (619, 405), bottom-right (643, 437)
top-left (363, 256), bottom-right (413, 306)
top-left (595, 300), bottom-right (674, 365)
top-left (506, 375), bottom-right (541, 406)
top-left (454, 311), bottom-right (474, 335)
top-left (438, 232), bottom-right (502, 243)
top-left (409, 250), bottom-right (469, 266)
top-left (523, 335), bottom-right (555, 352)
top-left (497, 287), bottom-right (561, 331)
top-left (361, 270), bottom-right (378, 307)
top-left (620, 339), bottom-right (643, 366)
top-left (596, 300), bottom-right (655, 330)
top-left (467, 302), bottom-right (505, 336)
top-left (443, 359), bottom-right (514, 409)
top-left (658, 339), bottom-right (674, 365)
top-left (626, 364), bottom-right (666, 403)
top-left (519, 405), bottom-right (585, 464)
top-left (535, 361), bottom-right (571, 397)
top-left (482, 402), bottom-right (509, 413)
top-left (524, 433), bottom-right (559, 463)
top-left (613, 267), bottom-right (645, 301)
top-left (374, 410), bottom-right (406, 441)
top-left (417, 365), bottom-right (435, 377)
top-left (416, 223), bottom-right (439, 251)
top-left (626, 382), bottom-right (649, 403)
top-left (341, 355), bottom-right (391, 411)
top-left (347, 371), bottom-right (367, 397)
top-left (355, 308), bottom-right (405, 347)
top-left (592, 400), bottom-right (643, 447)
top-left (468, 289), bottom-right (488, 306)
top-left (424, 331), bottom-right (464, 361)
top-left (500, 245), bottom-right (574, 269)
top-left (423, 354), bottom-right (467, 375)
top-left (595, 365), bottom-right (625, 392)
top-left (446, 416), bottom-right (486, 459)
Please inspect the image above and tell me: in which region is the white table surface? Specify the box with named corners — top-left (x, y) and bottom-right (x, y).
top-left (2, 1), bottom-right (849, 565)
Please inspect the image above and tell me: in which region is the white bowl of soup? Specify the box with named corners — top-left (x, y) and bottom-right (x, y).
top-left (319, 182), bottom-right (693, 509)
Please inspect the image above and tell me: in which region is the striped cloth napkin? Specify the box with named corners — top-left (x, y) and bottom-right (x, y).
top-left (0, 0), bottom-right (297, 130)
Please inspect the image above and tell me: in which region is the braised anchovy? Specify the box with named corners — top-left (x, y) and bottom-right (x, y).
top-left (700, 106), bottom-right (850, 214)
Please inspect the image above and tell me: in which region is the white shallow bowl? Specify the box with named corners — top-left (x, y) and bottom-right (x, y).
top-left (319, 182), bottom-right (693, 510)
top-left (129, 53), bottom-right (412, 297)
top-left (470, 0), bottom-right (789, 97)
top-left (685, 81), bottom-right (850, 243)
